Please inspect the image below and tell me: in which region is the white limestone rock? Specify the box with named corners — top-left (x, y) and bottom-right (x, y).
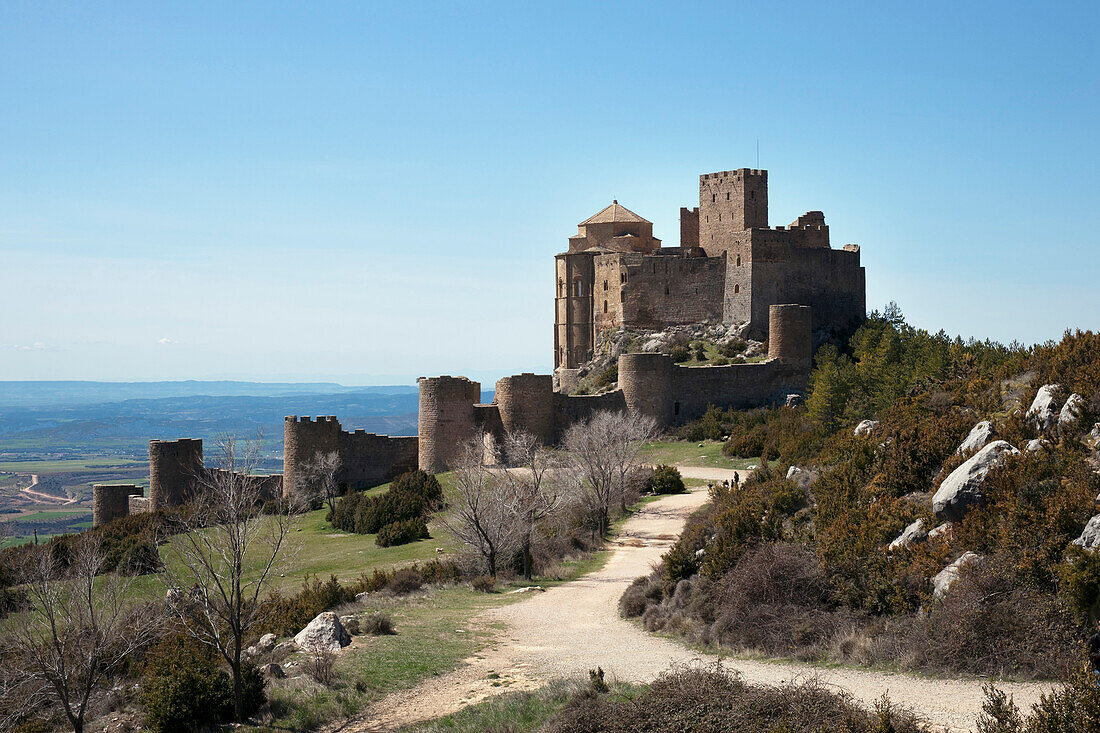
top-left (1027, 384), bottom-right (1062, 431)
top-left (932, 551), bottom-right (981, 600)
top-left (928, 522), bottom-right (953, 541)
top-left (888, 519), bottom-right (927, 552)
top-left (293, 611), bottom-right (351, 653)
top-left (1026, 438), bottom-right (1049, 453)
top-left (1072, 515), bottom-right (1100, 552)
top-left (957, 421), bottom-right (994, 455)
top-left (932, 441), bottom-right (1020, 521)
top-left (786, 466), bottom-right (803, 480)
top-left (1059, 393), bottom-right (1087, 428)
top-left (854, 419), bottom-right (879, 437)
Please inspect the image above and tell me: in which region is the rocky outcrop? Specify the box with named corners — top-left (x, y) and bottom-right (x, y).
top-left (888, 519), bottom-right (927, 551)
top-left (932, 441), bottom-right (1019, 521)
top-left (1027, 384), bottom-right (1062, 431)
top-left (340, 615), bottom-right (360, 635)
top-left (1059, 393), bottom-right (1086, 429)
top-left (293, 611), bottom-right (351, 653)
top-left (957, 421), bottom-right (994, 455)
top-left (928, 522), bottom-right (952, 541)
top-left (932, 551), bottom-right (981, 600)
top-left (245, 632), bottom-right (277, 658)
top-left (854, 420), bottom-right (879, 437)
top-left (1025, 438), bottom-right (1049, 453)
top-left (1072, 515), bottom-right (1100, 552)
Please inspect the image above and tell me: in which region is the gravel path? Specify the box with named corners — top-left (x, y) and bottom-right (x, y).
top-left (332, 470), bottom-right (1054, 732)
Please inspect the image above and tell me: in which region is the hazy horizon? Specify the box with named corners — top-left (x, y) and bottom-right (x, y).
top-left (3, 2), bottom-right (1097, 382)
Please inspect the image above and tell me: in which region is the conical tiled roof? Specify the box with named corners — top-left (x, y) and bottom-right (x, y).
top-left (579, 200), bottom-right (650, 226)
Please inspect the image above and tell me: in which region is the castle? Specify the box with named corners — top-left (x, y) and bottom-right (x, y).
top-left (92, 168), bottom-right (866, 526)
top-left (554, 169), bottom-right (864, 379)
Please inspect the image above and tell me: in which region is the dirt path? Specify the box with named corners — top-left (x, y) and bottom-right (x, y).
top-left (334, 469), bottom-right (1053, 732)
top-left (20, 474), bottom-right (77, 505)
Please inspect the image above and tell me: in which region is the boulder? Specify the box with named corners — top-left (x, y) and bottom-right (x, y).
top-left (1059, 393), bottom-right (1087, 428)
top-left (957, 421), bottom-right (994, 455)
top-left (854, 419), bottom-right (879, 437)
top-left (260, 663), bottom-right (285, 679)
top-left (786, 466), bottom-right (802, 480)
top-left (932, 441), bottom-right (1019, 521)
top-left (255, 633), bottom-right (276, 654)
top-left (293, 611), bottom-right (351, 653)
top-left (888, 519), bottom-right (927, 552)
top-left (1027, 384), bottom-right (1062, 431)
top-left (928, 522), bottom-right (952, 541)
top-left (1072, 515), bottom-right (1100, 552)
top-left (932, 551), bottom-right (981, 600)
top-left (1025, 438), bottom-right (1049, 453)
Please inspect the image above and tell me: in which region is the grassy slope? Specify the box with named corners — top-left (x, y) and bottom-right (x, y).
top-left (639, 439), bottom-right (756, 469)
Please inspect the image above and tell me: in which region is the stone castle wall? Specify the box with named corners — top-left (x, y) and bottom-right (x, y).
top-left (418, 376), bottom-right (482, 473)
top-left (595, 253), bottom-right (725, 332)
top-left (92, 484), bottom-right (143, 527)
top-left (149, 438), bottom-right (203, 510)
top-left (284, 415), bottom-right (416, 494)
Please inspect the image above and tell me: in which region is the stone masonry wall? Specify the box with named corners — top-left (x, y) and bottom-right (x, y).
top-left (92, 484), bottom-right (143, 527)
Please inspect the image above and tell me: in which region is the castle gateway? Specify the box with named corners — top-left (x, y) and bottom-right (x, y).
top-left (554, 169), bottom-right (865, 374)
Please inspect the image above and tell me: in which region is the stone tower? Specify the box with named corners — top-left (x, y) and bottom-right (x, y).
top-left (417, 376), bottom-right (481, 473)
top-left (699, 169), bottom-right (768, 255)
top-left (149, 438), bottom-right (203, 510)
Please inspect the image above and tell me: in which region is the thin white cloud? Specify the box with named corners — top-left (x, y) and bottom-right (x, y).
top-left (157, 337), bottom-right (181, 345)
top-left (6, 341), bottom-right (49, 351)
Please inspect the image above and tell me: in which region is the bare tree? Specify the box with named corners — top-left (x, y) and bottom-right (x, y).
top-left (1, 535), bottom-right (158, 733)
top-left (561, 411), bottom-right (658, 537)
top-left (503, 431), bottom-right (564, 580)
top-left (305, 450), bottom-right (342, 517)
top-left (442, 434), bottom-right (517, 577)
top-left (159, 435), bottom-right (300, 723)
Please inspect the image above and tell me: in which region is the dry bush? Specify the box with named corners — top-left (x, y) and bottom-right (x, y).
top-left (915, 555), bottom-right (1080, 679)
top-left (471, 575), bottom-right (496, 593)
top-left (361, 613), bottom-right (395, 636)
top-left (385, 569), bottom-right (425, 595)
top-left (302, 651), bottom-right (336, 687)
top-left (541, 664), bottom-right (930, 733)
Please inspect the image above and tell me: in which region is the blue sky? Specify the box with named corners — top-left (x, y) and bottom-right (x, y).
top-left (2, 1), bottom-right (1097, 384)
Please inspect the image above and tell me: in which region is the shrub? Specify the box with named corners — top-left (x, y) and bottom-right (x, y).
top-left (646, 465), bottom-right (685, 495)
top-left (117, 539), bottom-right (162, 576)
top-left (719, 339), bottom-right (747, 357)
top-left (260, 574), bottom-right (355, 637)
top-left (391, 470), bottom-right (444, 504)
top-left (694, 346), bottom-right (707, 361)
top-left (593, 363), bottom-right (618, 389)
top-left (669, 346), bottom-right (690, 363)
top-left (471, 575), bottom-right (496, 593)
top-left (303, 651), bottom-right (337, 687)
top-left (376, 516), bottom-right (429, 547)
top-left (977, 660), bottom-right (1100, 732)
top-left (362, 612), bottom-right (395, 635)
top-left (541, 665), bottom-right (929, 733)
top-left (141, 639), bottom-right (233, 732)
top-left (386, 568), bottom-right (425, 595)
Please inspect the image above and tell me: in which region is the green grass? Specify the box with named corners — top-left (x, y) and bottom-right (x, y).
top-left (639, 440), bottom-right (757, 469)
top-left (10, 509), bottom-right (91, 522)
top-left (0, 458), bottom-right (145, 473)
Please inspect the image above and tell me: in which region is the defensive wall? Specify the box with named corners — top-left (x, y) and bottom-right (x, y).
top-left (283, 416), bottom-right (418, 496)
top-left (93, 438), bottom-right (283, 527)
top-left (419, 304), bottom-right (811, 472)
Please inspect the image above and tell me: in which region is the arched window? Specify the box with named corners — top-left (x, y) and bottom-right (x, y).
top-left (558, 279), bottom-right (564, 296)
top-left (620, 273), bottom-right (626, 284)
top-left (572, 278), bottom-right (583, 297)
top-left (736, 254), bottom-right (742, 266)
top-left (603, 300), bottom-right (608, 313)
top-left (734, 283), bottom-right (740, 294)
top-left (603, 280), bottom-right (608, 291)
top-left (620, 291), bottom-right (625, 303)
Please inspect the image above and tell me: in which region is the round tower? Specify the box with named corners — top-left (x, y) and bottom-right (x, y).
top-left (283, 416), bottom-right (342, 498)
top-left (495, 373), bottom-right (555, 446)
top-left (767, 304), bottom-right (813, 370)
top-left (418, 376), bottom-right (480, 473)
top-left (149, 439), bottom-right (203, 510)
top-left (92, 484), bottom-right (143, 527)
top-left (618, 353), bottom-right (674, 425)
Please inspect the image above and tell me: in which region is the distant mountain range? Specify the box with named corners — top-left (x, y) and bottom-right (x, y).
top-left (0, 381), bottom-right (492, 459)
